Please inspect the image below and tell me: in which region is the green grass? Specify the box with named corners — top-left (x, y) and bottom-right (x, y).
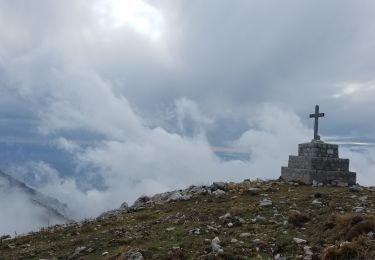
top-left (1, 181), bottom-right (375, 259)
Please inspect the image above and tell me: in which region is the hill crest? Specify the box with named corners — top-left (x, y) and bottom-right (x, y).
top-left (1, 179), bottom-right (375, 259)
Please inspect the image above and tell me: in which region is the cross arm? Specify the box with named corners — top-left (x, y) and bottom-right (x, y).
top-left (309, 113), bottom-right (325, 118)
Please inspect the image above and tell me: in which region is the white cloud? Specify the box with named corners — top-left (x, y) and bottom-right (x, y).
top-left (0, 188), bottom-right (60, 235)
top-left (1, 0), bottom-right (375, 235)
top-left (342, 147), bottom-right (375, 185)
top-left (331, 81), bottom-right (375, 102)
top-left (6, 161), bottom-right (61, 189)
top-left (174, 98), bottom-right (214, 135)
top-left (53, 137), bottom-right (81, 153)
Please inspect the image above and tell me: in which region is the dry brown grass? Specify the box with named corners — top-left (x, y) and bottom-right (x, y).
top-left (321, 236), bottom-right (375, 260)
top-left (334, 213), bottom-right (363, 228)
top-left (332, 213), bottom-right (375, 241)
top-left (287, 210), bottom-right (310, 227)
top-left (345, 220), bottom-right (375, 241)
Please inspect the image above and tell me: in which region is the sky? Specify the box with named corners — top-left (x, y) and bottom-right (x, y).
top-left (1, 0), bottom-right (375, 234)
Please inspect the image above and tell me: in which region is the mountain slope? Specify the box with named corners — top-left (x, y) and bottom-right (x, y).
top-left (1, 180), bottom-right (375, 259)
top-left (0, 170), bottom-right (70, 234)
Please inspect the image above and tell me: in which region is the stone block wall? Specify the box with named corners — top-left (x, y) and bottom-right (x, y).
top-left (281, 140), bottom-right (356, 185)
top-left (298, 142), bottom-right (338, 158)
top-left (287, 156), bottom-right (349, 171)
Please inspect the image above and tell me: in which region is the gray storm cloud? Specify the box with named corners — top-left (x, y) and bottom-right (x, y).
top-left (0, 0), bottom-right (375, 234)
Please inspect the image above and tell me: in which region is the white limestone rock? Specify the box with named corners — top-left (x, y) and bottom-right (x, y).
top-left (211, 237), bottom-right (223, 253)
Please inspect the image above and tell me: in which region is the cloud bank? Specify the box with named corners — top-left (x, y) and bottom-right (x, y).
top-left (0, 0), bottom-right (375, 234)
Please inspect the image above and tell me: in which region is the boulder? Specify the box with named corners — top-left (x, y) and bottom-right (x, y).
top-left (212, 182), bottom-right (226, 191)
top-left (132, 196), bottom-right (151, 209)
top-left (259, 198), bottom-right (272, 207)
top-left (167, 191), bottom-right (192, 202)
top-left (120, 249), bottom-right (144, 260)
top-left (211, 237), bottom-right (223, 253)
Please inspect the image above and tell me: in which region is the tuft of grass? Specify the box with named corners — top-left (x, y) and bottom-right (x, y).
top-left (287, 210), bottom-right (310, 227)
top-left (321, 236), bottom-right (375, 260)
top-left (346, 220), bottom-right (375, 241)
top-left (335, 213), bottom-right (363, 228)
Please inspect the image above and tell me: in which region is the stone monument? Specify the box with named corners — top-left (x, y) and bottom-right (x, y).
top-left (281, 105), bottom-right (356, 186)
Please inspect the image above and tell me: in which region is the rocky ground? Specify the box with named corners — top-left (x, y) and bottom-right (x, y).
top-left (1, 180), bottom-right (375, 259)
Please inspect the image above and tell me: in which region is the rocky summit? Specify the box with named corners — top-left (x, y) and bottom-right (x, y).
top-left (1, 180), bottom-right (375, 259)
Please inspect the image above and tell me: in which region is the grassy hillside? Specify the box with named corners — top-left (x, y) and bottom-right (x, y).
top-left (1, 180), bottom-right (375, 259)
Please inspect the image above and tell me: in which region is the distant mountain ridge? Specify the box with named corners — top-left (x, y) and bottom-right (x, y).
top-left (0, 170), bottom-right (70, 226)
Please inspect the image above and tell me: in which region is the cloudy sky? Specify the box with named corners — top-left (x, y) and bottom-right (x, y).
top-left (1, 0), bottom-right (375, 233)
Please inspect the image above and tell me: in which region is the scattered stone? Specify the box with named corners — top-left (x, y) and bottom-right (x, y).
top-left (189, 228), bottom-right (200, 235)
top-left (75, 246), bottom-right (86, 254)
top-left (7, 243), bottom-right (16, 249)
top-left (212, 182), bottom-right (226, 191)
top-left (207, 225), bottom-right (218, 232)
top-left (132, 196), bottom-right (151, 209)
top-left (312, 199), bottom-right (322, 206)
top-left (283, 220), bottom-right (289, 227)
top-left (213, 189), bottom-right (226, 196)
top-left (98, 208), bottom-right (126, 219)
top-left (253, 215), bottom-right (267, 223)
top-left (252, 238), bottom-right (262, 244)
top-left (120, 249), bottom-right (144, 260)
top-left (293, 237), bottom-right (307, 244)
top-left (211, 237), bottom-right (223, 254)
top-left (274, 253), bottom-right (287, 260)
top-left (303, 246), bottom-right (313, 260)
top-left (189, 186), bottom-right (207, 194)
top-left (259, 198), bottom-right (273, 207)
top-left (248, 187), bottom-right (261, 196)
top-left (102, 251), bottom-right (109, 256)
top-left (119, 202), bottom-right (130, 212)
top-left (219, 213), bottom-right (231, 220)
top-left (349, 186), bottom-right (362, 193)
top-left (21, 243), bottom-right (31, 248)
top-left (237, 217), bottom-right (246, 224)
top-left (1, 179), bottom-right (372, 259)
top-left (167, 191), bottom-right (192, 202)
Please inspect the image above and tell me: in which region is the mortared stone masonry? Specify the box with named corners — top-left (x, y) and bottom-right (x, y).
top-left (281, 105), bottom-right (356, 186)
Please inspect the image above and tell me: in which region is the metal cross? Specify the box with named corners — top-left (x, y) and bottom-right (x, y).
top-left (309, 105), bottom-right (325, 140)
